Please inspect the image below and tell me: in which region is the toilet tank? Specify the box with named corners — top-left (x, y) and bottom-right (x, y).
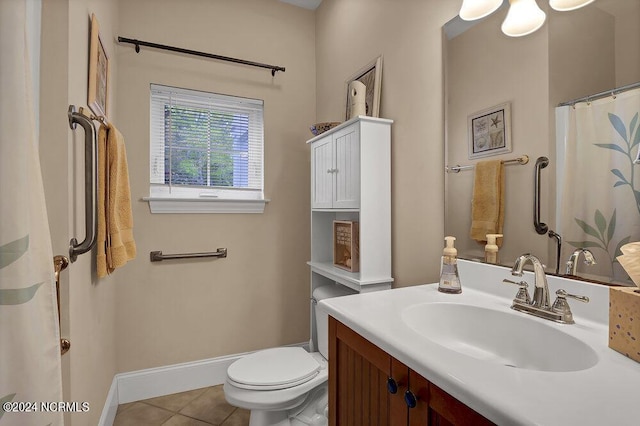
top-left (312, 285), bottom-right (357, 359)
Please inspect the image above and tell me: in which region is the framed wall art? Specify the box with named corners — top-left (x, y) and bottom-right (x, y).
top-left (468, 102), bottom-right (511, 159)
top-left (345, 56), bottom-right (382, 120)
top-left (87, 13), bottom-right (110, 119)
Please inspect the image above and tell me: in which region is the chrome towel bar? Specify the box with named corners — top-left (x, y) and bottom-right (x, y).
top-left (68, 105), bottom-right (98, 262)
top-left (446, 154), bottom-right (529, 173)
top-left (150, 248), bottom-right (228, 262)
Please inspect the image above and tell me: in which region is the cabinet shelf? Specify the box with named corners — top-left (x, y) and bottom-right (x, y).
top-left (307, 116), bottom-right (393, 350)
top-left (307, 261), bottom-right (393, 292)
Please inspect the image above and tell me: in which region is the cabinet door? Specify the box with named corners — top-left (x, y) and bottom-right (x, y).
top-left (311, 136), bottom-right (334, 209)
top-left (329, 317), bottom-right (408, 426)
top-left (333, 124), bottom-right (360, 209)
top-left (406, 370), bottom-right (494, 426)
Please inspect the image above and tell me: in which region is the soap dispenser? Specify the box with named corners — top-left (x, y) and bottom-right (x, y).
top-left (484, 234), bottom-right (503, 264)
top-left (438, 236), bottom-right (461, 294)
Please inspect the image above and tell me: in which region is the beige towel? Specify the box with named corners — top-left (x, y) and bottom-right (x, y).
top-left (97, 123), bottom-right (136, 277)
top-left (470, 160), bottom-right (505, 246)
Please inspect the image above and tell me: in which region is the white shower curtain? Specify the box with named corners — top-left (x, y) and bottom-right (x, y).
top-left (0, 0), bottom-right (64, 425)
top-left (556, 88), bottom-right (640, 284)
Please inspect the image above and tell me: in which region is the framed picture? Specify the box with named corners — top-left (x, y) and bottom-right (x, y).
top-left (468, 102), bottom-right (511, 159)
top-left (345, 56), bottom-right (382, 120)
top-left (87, 13), bottom-right (109, 119)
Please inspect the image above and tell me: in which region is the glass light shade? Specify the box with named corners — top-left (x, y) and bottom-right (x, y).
top-left (459, 0), bottom-right (503, 21)
top-left (549, 0), bottom-right (595, 11)
top-left (501, 0), bottom-right (546, 37)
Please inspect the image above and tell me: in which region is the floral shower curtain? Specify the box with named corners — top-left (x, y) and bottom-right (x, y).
top-left (0, 0), bottom-right (64, 425)
top-left (556, 87), bottom-right (640, 284)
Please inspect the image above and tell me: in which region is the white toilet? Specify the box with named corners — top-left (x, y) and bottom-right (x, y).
top-left (224, 285), bottom-right (356, 426)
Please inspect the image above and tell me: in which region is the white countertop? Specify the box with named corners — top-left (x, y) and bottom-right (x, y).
top-left (318, 259), bottom-right (640, 426)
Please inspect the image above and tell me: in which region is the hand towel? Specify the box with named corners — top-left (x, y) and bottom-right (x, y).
top-left (97, 123), bottom-right (136, 277)
top-left (470, 160), bottom-right (505, 246)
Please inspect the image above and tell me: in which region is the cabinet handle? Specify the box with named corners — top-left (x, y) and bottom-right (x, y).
top-left (326, 168), bottom-right (338, 174)
top-left (386, 377), bottom-right (399, 394)
top-left (404, 390), bottom-right (417, 409)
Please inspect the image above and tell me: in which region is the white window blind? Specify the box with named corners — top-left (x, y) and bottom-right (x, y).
top-left (150, 84), bottom-right (264, 201)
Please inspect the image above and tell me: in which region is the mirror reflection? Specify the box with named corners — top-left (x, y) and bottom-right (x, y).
top-left (444, 0), bottom-right (640, 285)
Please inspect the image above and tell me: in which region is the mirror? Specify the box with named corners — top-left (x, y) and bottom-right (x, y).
top-left (444, 0), bottom-right (640, 284)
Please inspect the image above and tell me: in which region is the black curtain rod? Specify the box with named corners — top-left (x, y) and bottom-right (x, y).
top-left (117, 36), bottom-right (286, 76)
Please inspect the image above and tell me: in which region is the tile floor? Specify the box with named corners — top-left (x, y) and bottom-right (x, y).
top-left (114, 385), bottom-right (250, 426)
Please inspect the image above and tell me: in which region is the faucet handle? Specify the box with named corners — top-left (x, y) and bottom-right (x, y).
top-left (503, 279), bottom-right (531, 304)
top-left (551, 289), bottom-right (589, 324)
top-left (555, 289), bottom-right (589, 303)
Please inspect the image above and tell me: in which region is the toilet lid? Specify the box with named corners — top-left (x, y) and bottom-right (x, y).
top-left (227, 347), bottom-right (320, 391)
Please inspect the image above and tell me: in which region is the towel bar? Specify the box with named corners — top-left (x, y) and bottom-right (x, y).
top-left (446, 155), bottom-right (529, 173)
top-left (150, 248), bottom-right (228, 262)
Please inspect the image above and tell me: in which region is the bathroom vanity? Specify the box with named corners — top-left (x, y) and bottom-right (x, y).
top-left (319, 260), bottom-right (640, 425)
top-left (329, 317), bottom-right (492, 425)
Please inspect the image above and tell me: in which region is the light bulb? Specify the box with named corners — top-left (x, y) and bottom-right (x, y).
top-left (549, 0), bottom-right (595, 11)
top-left (501, 0), bottom-right (546, 37)
top-left (459, 0), bottom-right (503, 21)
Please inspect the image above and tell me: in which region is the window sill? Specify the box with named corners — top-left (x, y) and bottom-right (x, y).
top-left (142, 197), bottom-right (269, 214)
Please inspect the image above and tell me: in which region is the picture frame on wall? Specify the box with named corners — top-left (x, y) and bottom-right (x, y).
top-left (468, 102), bottom-right (511, 159)
top-left (87, 13), bottom-right (109, 119)
top-left (345, 55), bottom-right (383, 120)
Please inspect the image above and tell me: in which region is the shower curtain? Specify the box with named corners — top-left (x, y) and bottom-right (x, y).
top-left (0, 0), bottom-right (64, 425)
top-left (556, 87), bottom-right (640, 284)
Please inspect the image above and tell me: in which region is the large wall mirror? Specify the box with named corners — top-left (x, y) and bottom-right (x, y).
top-left (444, 0), bottom-right (640, 285)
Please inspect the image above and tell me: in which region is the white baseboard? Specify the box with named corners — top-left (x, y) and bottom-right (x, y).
top-left (97, 378), bottom-right (118, 426)
top-left (98, 342), bottom-right (309, 426)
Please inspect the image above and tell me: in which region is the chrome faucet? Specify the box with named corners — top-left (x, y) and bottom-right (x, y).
top-left (511, 253), bottom-right (550, 309)
top-left (503, 253), bottom-right (589, 324)
top-left (565, 248), bottom-right (597, 276)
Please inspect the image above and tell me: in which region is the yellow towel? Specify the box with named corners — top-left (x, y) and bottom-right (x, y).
top-left (97, 123), bottom-right (136, 277)
top-left (470, 160), bottom-right (505, 246)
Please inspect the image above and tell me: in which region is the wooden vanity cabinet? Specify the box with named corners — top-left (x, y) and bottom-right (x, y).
top-left (328, 317), bottom-right (494, 426)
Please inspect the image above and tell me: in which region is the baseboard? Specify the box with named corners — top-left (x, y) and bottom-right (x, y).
top-left (97, 377), bottom-right (118, 426)
top-left (98, 341), bottom-right (309, 425)
top-left (116, 352), bottom-right (244, 404)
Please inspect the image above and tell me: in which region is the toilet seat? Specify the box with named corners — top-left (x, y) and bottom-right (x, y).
top-left (227, 347), bottom-right (320, 391)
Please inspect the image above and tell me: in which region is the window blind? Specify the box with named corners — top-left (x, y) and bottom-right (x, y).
top-left (150, 84), bottom-right (264, 195)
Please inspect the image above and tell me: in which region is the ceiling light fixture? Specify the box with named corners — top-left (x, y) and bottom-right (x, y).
top-left (459, 0), bottom-right (595, 37)
top-left (549, 0), bottom-right (595, 12)
top-left (459, 0), bottom-right (503, 20)
top-left (501, 0), bottom-right (546, 37)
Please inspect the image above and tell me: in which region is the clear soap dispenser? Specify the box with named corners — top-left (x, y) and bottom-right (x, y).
top-left (484, 234), bottom-right (503, 264)
top-left (438, 236), bottom-right (461, 294)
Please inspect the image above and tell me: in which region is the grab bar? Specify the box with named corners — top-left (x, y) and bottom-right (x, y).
top-left (150, 248), bottom-right (228, 262)
top-left (534, 156), bottom-right (549, 235)
top-left (68, 105), bottom-right (98, 262)
top-left (53, 255), bottom-right (71, 355)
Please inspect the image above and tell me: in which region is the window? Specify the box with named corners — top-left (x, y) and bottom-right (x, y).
top-left (147, 84), bottom-right (267, 213)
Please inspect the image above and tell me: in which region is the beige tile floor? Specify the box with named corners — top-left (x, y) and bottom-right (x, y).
top-left (114, 385), bottom-right (250, 426)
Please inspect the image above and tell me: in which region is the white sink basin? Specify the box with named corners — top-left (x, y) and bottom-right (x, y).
top-left (402, 303), bottom-right (598, 372)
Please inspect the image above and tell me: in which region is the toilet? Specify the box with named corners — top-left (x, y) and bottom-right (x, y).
top-left (224, 285), bottom-right (356, 426)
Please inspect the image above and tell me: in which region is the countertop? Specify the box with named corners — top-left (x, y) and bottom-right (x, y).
top-left (318, 259), bottom-right (640, 425)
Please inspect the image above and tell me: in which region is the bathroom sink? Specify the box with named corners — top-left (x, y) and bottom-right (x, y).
top-left (402, 303), bottom-right (598, 372)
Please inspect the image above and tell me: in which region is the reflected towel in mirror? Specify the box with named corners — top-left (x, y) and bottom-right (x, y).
top-left (470, 160), bottom-right (504, 246)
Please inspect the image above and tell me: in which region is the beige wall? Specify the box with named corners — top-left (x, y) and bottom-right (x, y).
top-left (40, 0), bottom-right (119, 424)
top-left (316, 0), bottom-right (459, 287)
top-left (113, 0), bottom-right (316, 372)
